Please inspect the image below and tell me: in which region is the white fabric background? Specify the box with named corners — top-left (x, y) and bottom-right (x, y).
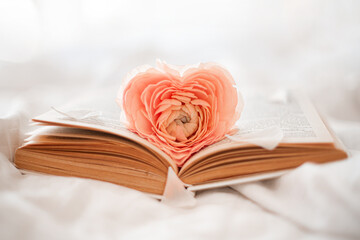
top-left (1, 0), bottom-right (360, 239)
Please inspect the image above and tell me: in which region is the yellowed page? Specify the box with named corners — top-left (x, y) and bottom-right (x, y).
top-left (31, 98), bottom-right (178, 174)
top-left (183, 91), bottom-right (334, 171)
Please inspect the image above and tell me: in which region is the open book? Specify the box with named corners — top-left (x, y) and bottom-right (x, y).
top-left (14, 91), bottom-right (347, 196)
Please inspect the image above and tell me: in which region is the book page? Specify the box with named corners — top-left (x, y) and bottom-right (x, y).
top-left (235, 91), bottom-right (333, 143)
top-left (31, 88), bottom-right (178, 173)
top-left (187, 169), bottom-right (290, 192)
top-left (184, 91), bottom-right (334, 167)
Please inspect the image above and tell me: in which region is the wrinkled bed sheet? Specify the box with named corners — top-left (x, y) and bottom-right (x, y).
top-left (0, 84), bottom-right (360, 240)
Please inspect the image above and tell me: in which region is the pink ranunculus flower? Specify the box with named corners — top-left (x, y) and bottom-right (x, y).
top-left (117, 60), bottom-right (243, 167)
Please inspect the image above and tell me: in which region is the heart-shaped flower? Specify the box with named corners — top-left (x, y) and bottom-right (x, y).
top-left (117, 60), bottom-right (243, 166)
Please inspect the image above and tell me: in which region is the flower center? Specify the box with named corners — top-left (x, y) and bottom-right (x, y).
top-left (165, 108), bottom-right (199, 142)
top-left (174, 115), bottom-right (190, 125)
